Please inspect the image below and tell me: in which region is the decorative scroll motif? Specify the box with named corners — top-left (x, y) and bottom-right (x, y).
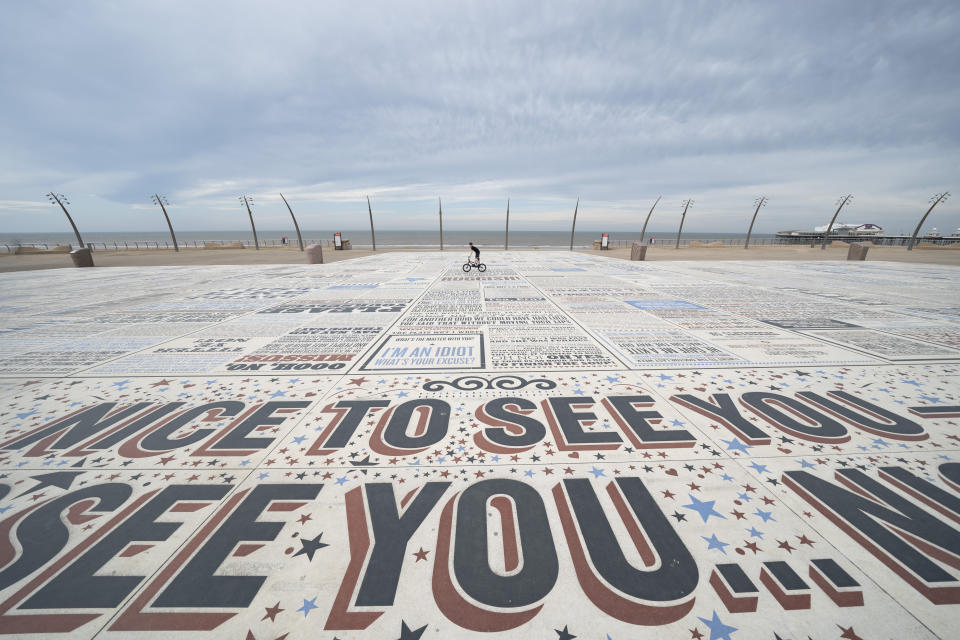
top-left (422, 375), bottom-right (557, 392)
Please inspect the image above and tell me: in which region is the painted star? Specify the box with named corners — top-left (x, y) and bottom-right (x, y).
top-left (412, 547), bottom-right (430, 562)
top-left (837, 625), bottom-right (864, 640)
top-left (555, 625), bottom-right (576, 640)
top-left (296, 596), bottom-right (318, 617)
top-left (702, 534), bottom-right (729, 555)
top-left (697, 610), bottom-right (737, 640)
top-left (261, 601), bottom-right (284, 621)
top-left (397, 620), bottom-right (428, 640)
top-left (15, 470), bottom-right (84, 498)
top-left (683, 494), bottom-right (726, 523)
top-left (293, 533), bottom-right (329, 561)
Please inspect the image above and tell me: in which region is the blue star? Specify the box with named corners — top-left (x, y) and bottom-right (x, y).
top-left (721, 473), bottom-right (734, 482)
top-left (736, 492), bottom-right (752, 502)
top-left (524, 469), bottom-right (535, 477)
top-left (670, 418), bottom-right (685, 427)
top-left (589, 466), bottom-right (606, 478)
top-left (240, 459), bottom-right (251, 466)
top-left (752, 508), bottom-right (775, 522)
top-left (901, 379), bottom-right (922, 386)
top-left (289, 378), bottom-right (301, 383)
top-left (292, 435), bottom-right (308, 444)
top-left (872, 437), bottom-right (889, 448)
top-left (258, 472), bottom-right (269, 480)
top-left (746, 526), bottom-right (764, 539)
top-left (15, 410), bottom-right (38, 419)
top-left (335, 475), bottom-right (348, 485)
top-left (490, 455), bottom-right (500, 462)
top-left (748, 461), bottom-right (769, 474)
top-left (799, 459), bottom-right (816, 469)
top-left (721, 438), bottom-right (751, 454)
top-left (658, 374), bottom-right (673, 381)
top-left (397, 391), bottom-right (409, 398)
top-left (605, 375), bottom-right (620, 383)
top-left (270, 390), bottom-right (287, 398)
top-left (297, 596), bottom-right (319, 617)
top-left (0, 505), bottom-right (12, 514)
top-left (697, 610), bottom-right (737, 640)
top-left (573, 388), bottom-right (585, 395)
top-left (683, 494), bottom-right (726, 522)
top-left (702, 534), bottom-right (729, 555)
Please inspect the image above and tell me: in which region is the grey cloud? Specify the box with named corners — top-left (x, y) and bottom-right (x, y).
top-left (0, 0), bottom-right (957, 233)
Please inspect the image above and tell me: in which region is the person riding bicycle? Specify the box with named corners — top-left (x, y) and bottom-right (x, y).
top-left (468, 242), bottom-right (480, 266)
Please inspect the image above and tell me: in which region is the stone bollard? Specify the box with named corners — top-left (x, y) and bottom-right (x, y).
top-left (631, 242), bottom-right (648, 261)
top-left (70, 248), bottom-right (95, 268)
top-left (306, 244), bottom-right (324, 264)
top-left (847, 243), bottom-right (869, 261)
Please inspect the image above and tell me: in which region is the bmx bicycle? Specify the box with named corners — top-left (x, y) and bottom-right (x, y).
top-left (462, 259), bottom-right (486, 272)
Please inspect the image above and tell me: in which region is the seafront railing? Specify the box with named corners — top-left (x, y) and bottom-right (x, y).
top-left (4, 235), bottom-right (959, 253)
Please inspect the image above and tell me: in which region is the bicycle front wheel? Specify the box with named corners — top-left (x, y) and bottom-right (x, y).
top-left (462, 263), bottom-right (471, 272)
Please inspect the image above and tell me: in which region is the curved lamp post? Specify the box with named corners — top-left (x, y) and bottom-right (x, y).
top-left (744, 196), bottom-right (767, 249)
top-left (675, 199), bottom-right (693, 249)
top-left (820, 194), bottom-right (853, 250)
top-left (639, 195), bottom-right (661, 243)
top-left (367, 196), bottom-right (376, 251)
top-left (438, 197), bottom-right (444, 251)
top-left (504, 198), bottom-right (510, 250)
top-left (46, 192), bottom-right (84, 248)
top-left (278, 193), bottom-right (304, 251)
top-left (239, 195), bottom-right (260, 250)
top-left (569, 197), bottom-right (580, 251)
top-left (907, 192), bottom-right (950, 251)
top-left (150, 194), bottom-right (178, 252)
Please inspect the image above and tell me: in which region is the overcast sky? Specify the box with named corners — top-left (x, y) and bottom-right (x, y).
top-left (1, 0), bottom-right (957, 235)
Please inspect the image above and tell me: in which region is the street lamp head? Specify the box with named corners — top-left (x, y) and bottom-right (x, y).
top-left (754, 196), bottom-right (768, 207)
top-left (931, 192), bottom-right (950, 203)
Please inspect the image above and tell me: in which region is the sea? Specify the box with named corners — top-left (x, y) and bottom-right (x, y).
top-left (1, 229), bottom-right (778, 250)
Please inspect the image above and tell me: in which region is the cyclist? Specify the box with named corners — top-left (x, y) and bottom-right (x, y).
top-left (468, 242), bottom-right (480, 266)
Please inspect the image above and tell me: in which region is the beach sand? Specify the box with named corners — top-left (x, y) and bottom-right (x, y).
top-left (2, 243), bottom-right (959, 272)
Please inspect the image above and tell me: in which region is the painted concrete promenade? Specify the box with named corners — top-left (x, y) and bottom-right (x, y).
top-left (0, 251), bottom-right (959, 639)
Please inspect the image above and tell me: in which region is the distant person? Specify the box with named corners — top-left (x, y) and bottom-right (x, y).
top-left (281, 236), bottom-right (288, 245)
top-left (468, 242), bottom-right (480, 265)
top-left (650, 237), bottom-right (655, 245)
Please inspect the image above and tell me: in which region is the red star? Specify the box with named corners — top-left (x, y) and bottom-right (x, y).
top-left (412, 547), bottom-right (430, 562)
top-left (297, 513), bottom-right (313, 525)
top-left (348, 377), bottom-right (369, 386)
top-left (690, 628), bottom-right (704, 639)
top-left (837, 625), bottom-right (863, 640)
top-left (662, 489), bottom-right (676, 499)
top-left (261, 601), bottom-right (284, 622)
top-left (688, 482), bottom-right (701, 491)
top-left (730, 509), bottom-right (746, 520)
top-left (743, 540), bottom-right (761, 554)
top-left (777, 539), bottom-right (796, 553)
top-left (151, 379), bottom-right (173, 387)
top-left (797, 534), bottom-right (815, 547)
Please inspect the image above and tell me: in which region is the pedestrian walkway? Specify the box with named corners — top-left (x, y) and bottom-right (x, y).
top-left (0, 252), bottom-right (958, 639)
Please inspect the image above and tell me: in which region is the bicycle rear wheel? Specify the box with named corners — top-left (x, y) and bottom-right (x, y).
top-left (478, 263), bottom-right (486, 272)
top-left (462, 263), bottom-right (471, 272)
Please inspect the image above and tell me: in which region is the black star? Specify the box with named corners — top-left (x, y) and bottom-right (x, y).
top-left (671, 511), bottom-right (687, 522)
top-left (397, 620), bottom-right (427, 640)
top-left (292, 533), bottom-right (329, 561)
top-left (555, 625), bottom-right (576, 640)
top-left (16, 470), bottom-right (84, 497)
